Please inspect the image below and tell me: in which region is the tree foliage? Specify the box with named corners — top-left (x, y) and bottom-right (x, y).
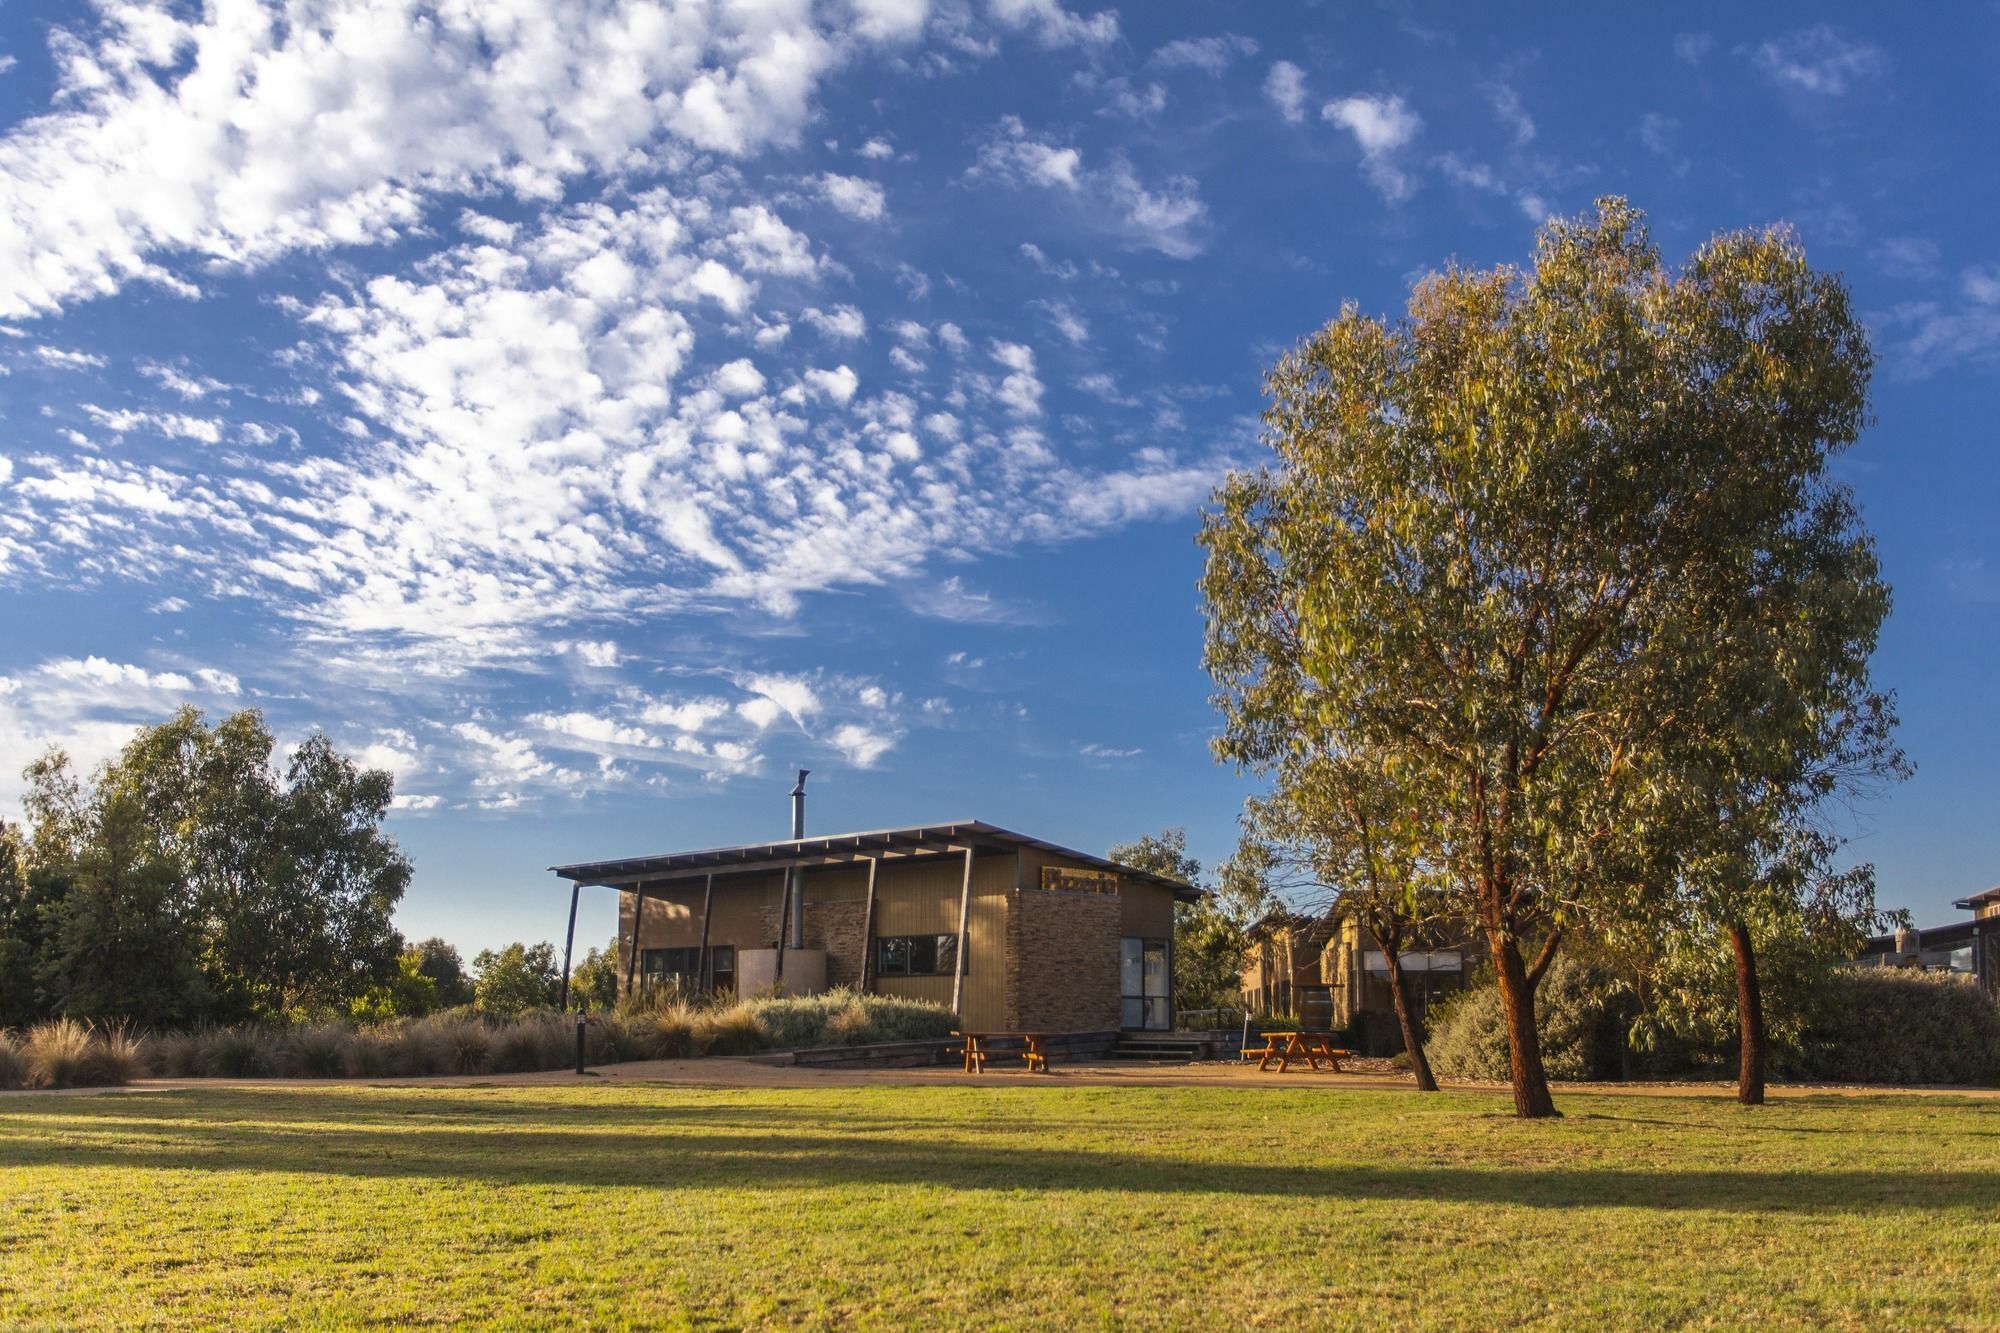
top-left (1201, 198), bottom-right (1890, 1116)
top-left (472, 942), bottom-right (563, 1018)
top-left (10, 707), bottom-right (411, 1024)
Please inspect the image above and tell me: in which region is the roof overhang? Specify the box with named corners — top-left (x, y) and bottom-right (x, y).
top-left (1953, 885), bottom-right (2000, 911)
top-left (548, 816), bottom-right (1200, 896)
top-left (550, 819), bottom-right (1201, 900)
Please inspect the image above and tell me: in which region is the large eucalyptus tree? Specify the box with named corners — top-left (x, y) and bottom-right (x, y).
top-left (1201, 198), bottom-right (1891, 1117)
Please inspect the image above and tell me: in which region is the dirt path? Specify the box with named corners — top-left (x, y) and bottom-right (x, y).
top-left (17, 1057), bottom-right (1999, 1099)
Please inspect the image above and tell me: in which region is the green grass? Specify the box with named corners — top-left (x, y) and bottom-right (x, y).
top-left (1, 1082), bottom-right (1995, 1329)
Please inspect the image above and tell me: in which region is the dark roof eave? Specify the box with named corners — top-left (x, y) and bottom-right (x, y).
top-left (550, 819), bottom-right (1200, 898)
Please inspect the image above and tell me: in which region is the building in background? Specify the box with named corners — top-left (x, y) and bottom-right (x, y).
top-left (552, 821), bottom-right (1198, 1034)
top-left (1240, 909), bottom-right (1483, 1052)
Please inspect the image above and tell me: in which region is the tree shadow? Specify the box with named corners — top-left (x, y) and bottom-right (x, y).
top-left (3, 1087), bottom-right (1993, 1215)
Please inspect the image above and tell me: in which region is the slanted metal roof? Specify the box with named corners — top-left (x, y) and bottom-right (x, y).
top-left (1953, 885), bottom-right (2000, 911)
top-left (550, 819), bottom-right (1201, 900)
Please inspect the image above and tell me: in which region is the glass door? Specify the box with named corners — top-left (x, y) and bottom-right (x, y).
top-left (1121, 937), bottom-right (1170, 1030)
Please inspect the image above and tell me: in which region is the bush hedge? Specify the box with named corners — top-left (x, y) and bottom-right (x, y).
top-left (1427, 957), bottom-right (2000, 1086)
top-left (1781, 969), bottom-right (2000, 1085)
top-left (1426, 954), bottom-right (1628, 1082)
top-left (1, 989), bottom-right (959, 1089)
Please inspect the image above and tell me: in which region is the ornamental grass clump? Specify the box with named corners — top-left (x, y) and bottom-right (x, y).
top-left (77, 1024), bottom-right (143, 1087)
top-left (695, 1005), bottom-right (770, 1056)
top-left (201, 1025), bottom-right (281, 1078)
top-left (22, 1019), bottom-right (137, 1088)
top-left (0, 1031), bottom-right (28, 1089)
top-left (637, 1003), bottom-right (700, 1059)
top-left (286, 1023), bottom-right (355, 1079)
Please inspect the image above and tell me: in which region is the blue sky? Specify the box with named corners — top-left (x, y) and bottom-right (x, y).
top-left (1, 1), bottom-right (1995, 957)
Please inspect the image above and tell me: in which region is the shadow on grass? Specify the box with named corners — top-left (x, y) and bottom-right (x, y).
top-left (2, 1087), bottom-right (1993, 1215)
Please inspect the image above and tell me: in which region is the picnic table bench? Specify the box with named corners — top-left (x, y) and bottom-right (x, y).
top-left (950, 1031), bottom-right (1051, 1073)
top-left (1240, 1030), bottom-right (1356, 1073)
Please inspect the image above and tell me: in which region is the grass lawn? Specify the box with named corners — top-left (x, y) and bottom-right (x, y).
top-left (1, 1080), bottom-right (1996, 1329)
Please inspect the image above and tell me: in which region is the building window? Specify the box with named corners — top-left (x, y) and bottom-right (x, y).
top-left (876, 934), bottom-right (959, 977)
top-left (641, 946), bottom-right (735, 996)
top-left (1121, 937), bottom-right (1169, 1030)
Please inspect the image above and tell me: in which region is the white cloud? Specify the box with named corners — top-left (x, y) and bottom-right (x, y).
top-left (813, 172), bottom-right (888, 220)
top-left (1884, 266), bottom-right (2000, 376)
top-left (1151, 34), bottom-right (1257, 74)
top-left (990, 341), bottom-right (1044, 417)
top-left (829, 722), bottom-right (896, 767)
top-left (137, 360), bottom-right (229, 399)
top-left (1489, 85), bottom-right (1535, 144)
top-left (1080, 742), bottom-right (1141, 759)
top-left (79, 404), bottom-right (224, 444)
top-left (803, 364), bottom-right (860, 402)
top-left (1100, 80), bottom-right (1167, 122)
top-left (986, 0), bottom-right (1119, 49)
top-left (1323, 94), bottom-right (1423, 202)
top-left (1673, 33), bottom-right (1715, 64)
top-left (573, 639), bottom-right (621, 668)
top-left (711, 358), bottom-right (768, 397)
top-left (34, 346), bottom-right (107, 370)
top-left (856, 137), bottom-right (896, 160)
top-left (1265, 61), bottom-right (1308, 124)
top-left (1751, 26), bottom-right (1887, 97)
top-left (0, 2), bottom-right (929, 319)
top-left (971, 117), bottom-right (1208, 258)
top-left (739, 672), bottom-right (820, 729)
top-left (0, 655), bottom-right (246, 811)
top-left (802, 304), bottom-right (869, 340)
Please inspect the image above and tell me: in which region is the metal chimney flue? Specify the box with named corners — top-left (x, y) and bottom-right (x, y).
top-left (787, 770), bottom-right (809, 948)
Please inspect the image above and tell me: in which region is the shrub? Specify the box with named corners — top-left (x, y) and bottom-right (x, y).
top-left (24, 1019), bottom-right (96, 1088)
top-left (343, 1031), bottom-right (394, 1079)
top-left (202, 1025), bottom-right (281, 1078)
top-left (637, 1004), bottom-right (699, 1059)
top-left (735, 988), bottom-right (953, 1050)
top-left (0, 1031), bottom-right (28, 1089)
top-left (696, 1006), bottom-right (769, 1056)
top-left (1427, 955), bottom-right (1626, 1082)
top-left (386, 1020), bottom-right (451, 1077)
top-left (427, 1016), bottom-right (494, 1076)
top-left (150, 1028), bottom-right (209, 1078)
top-left (287, 1023), bottom-right (355, 1079)
top-left (1781, 970), bottom-right (2000, 1085)
top-left (823, 1001), bottom-right (877, 1046)
top-left (487, 1018), bottom-right (550, 1074)
top-left (77, 1023), bottom-right (143, 1086)
top-left (850, 993), bottom-right (955, 1043)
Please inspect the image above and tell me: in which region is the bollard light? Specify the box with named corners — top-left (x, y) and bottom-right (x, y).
top-left (575, 1004), bottom-right (587, 1075)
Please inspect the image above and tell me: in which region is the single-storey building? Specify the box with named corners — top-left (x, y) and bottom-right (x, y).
top-left (551, 819), bottom-right (1199, 1033)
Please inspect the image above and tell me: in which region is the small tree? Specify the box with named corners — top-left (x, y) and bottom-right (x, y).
top-left (409, 937), bottom-right (476, 1008)
top-left (473, 942), bottom-right (562, 1017)
top-left (570, 938), bottom-right (621, 1013)
top-left (1203, 199), bottom-right (1883, 1117)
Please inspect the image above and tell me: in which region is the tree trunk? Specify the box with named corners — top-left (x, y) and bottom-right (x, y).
top-left (1379, 946), bottom-right (1439, 1092)
top-left (1489, 928), bottom-right (1560, 1118)
top-left (1730, 920), bottom-right (1766, 1107)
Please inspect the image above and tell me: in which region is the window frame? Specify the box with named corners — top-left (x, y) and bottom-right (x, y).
top-left (874, 933), bottom-right (961, 978)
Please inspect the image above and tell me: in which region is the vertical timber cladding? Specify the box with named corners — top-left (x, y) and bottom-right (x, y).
top-left (870, 849), bottom-right (1013, 1029)
top-left (621, 870), bottom-right (786, 999)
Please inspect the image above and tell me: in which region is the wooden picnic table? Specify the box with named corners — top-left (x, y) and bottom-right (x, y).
top-left (1242, 1030), bottom-right (1355, 1073)
top-left (951, 1031), bottom-right (1051, 1074)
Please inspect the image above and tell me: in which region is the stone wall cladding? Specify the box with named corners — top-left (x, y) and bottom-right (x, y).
top-left (755, 900), bottom-right (869, 990)
top-left (1005, 890), bottom-right (1122, 1032)
top-left (804, 899), bottom-right (868, 990)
